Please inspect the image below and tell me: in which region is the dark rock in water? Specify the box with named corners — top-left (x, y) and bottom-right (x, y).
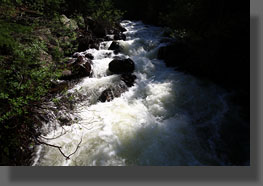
top-left (114, 33), bottom-right (126, 41)
top-left (121, 74), bottom-right (136, 87)
top-left (109, 58), bottom-right (135, 74)
top-left (60, 57), bottom-right (93, 80)
top-left (116, 23), bottom-right (127, 32)
top-left (108, 41), bottom-right (123, 54)
top-left (76, 56), bottom-right (86, 64)
top-left (98, 84), bottom-right (127, 102)
top-left (98, 89), bottom-right (115, 102)
top-left (73, 52), bottom-right (81, 58)
top-left (89, 42), bottom-right (100, 50)
top-left (72, 59), bottom-right (92, 77)
top-left (104, 52), bottom-right (112, 58)
top-left (85, 53), bottom-right (94, 60)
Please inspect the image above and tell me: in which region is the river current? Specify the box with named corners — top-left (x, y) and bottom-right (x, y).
top-left (32, 20), bottom-right (229, 166)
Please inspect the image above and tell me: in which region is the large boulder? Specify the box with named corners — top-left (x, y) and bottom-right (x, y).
top-left (72, 57), bottom-right (92, 77)
top-left (109, 58), bottom-right (135, 74)
top-left (60, 56), bottom-right (93, 80)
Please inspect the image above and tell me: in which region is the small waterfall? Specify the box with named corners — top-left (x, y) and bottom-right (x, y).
top-left (32, 20), bottom-right (229, 166)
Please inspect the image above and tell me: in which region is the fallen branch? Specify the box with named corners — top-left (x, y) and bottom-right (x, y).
top-left (39, 126), bottom-right (68, 140)
top-left (34, 135), bottom-right (83, 160)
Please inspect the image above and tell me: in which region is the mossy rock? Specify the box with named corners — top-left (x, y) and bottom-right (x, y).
top-left (60, 15), bottom-right (78, 31)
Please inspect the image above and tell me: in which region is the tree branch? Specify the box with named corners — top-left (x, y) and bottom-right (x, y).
top-left (34, 135), bottom-right (83, 160)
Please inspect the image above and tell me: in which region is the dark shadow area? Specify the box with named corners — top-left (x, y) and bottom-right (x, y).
top-left (8, 16), bottom-right (258, 183)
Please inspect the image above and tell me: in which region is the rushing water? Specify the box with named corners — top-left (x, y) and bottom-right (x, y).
top-left (32, 20), bottom-right (229, 166)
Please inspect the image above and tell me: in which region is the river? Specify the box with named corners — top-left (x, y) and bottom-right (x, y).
top-left (32, 20), bottom-right (230, 166)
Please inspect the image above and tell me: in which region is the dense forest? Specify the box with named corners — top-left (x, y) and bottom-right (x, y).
top-left (0, 0), bottom-right (249, 165)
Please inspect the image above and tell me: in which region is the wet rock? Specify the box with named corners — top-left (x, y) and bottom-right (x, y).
top-left (115, 23), bottom-right (127, 32)
top-left (72, 58), bottom-right (92, 77)
top-left (73, 52), bottom-right (81, 58)
top-left (108, 41), bottom-right (123, 54)
top-left (98, 84), bottom-right (127, 102)
top-left (98, 89), bottom-right (115, 102)
top-left (114, 33), bottom-right (126, 41)
top-left (121, 74), bottom-right (137, 87)
top-left (109, 58), bottom-right (135, 74)
top-left (89, 42), bottom-right (100, 50)
top-left (104, 52), bottom-right (112, 58)
top-left (60, 57), bottom-right (93, 80)
top-left (85, 53), bottom-right (94, 60)
top-left (76, 56), bottom-right (86, 64)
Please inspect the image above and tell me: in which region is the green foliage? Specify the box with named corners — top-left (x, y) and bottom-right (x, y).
top-left (88, 0), bottom-right (123, 26)
top-left (22, 0), bottom-right (66, 15)
top-left (0, 0), bottom-right (124, 165)
top-left (63, 0), bottom-right (123, 27)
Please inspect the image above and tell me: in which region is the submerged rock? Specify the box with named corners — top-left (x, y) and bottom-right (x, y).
top-left (85, 53), bottom-right (94, 60)
top-left (98, 84), bottom-right (127, 102)
top-left (121, 74), bottom-right (136, 87)
top-left (109, 58), bottom-right (135, 74)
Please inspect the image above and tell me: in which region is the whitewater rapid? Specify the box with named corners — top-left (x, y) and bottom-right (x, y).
top-left (32, 20), bottom-right (228, 166)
